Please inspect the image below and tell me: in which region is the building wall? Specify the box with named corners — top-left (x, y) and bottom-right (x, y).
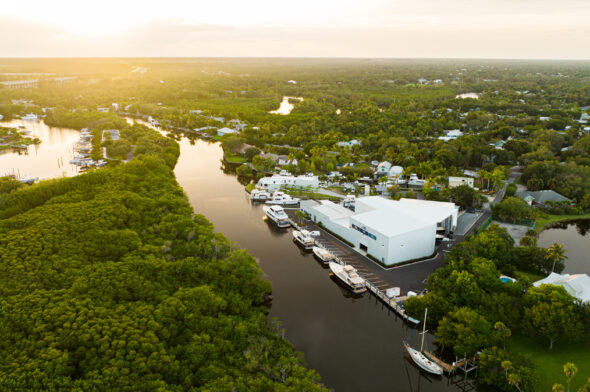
top-left (257, 176), bottom-right (319, 191)
top-left (386, 225), bottom-right (436, 265)
top-left (449, 177), bottom-right (474, 188)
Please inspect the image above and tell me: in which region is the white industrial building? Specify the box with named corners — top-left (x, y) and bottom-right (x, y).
top-left (301, 196), bottom-right (458, 266)
top-left (257, 175), bottom-right (319, 191)
top-left (448, 176), bottom-right (475, 188)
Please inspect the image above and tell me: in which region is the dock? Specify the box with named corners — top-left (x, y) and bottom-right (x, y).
top-left (423, 351), bottom-right (478, 375)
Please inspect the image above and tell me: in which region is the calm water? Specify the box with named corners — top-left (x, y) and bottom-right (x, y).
top-left (538, 220), bottom-right (590, 275)
top-left (8, 120), bottom-right (470, 392)
top-left (269, 96), bottom-right (304, 115)
top-left (0, 119), bottom-right (80, 179)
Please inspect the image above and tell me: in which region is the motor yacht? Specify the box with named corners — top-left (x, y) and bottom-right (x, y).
top-left (328, 262), bottom-right (367, 294)
top-left (312, 246), bottom-right (335, 263)
top-left (250, 189), bottom-right (272, 201)
top-left (263, 205), bottom-right (291, 228)
top-left (266, 191), bottom-right (300, 206)
top-left (292, 229), bottom-right (315, 250)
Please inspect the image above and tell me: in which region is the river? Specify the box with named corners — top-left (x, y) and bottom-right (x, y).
top-left (538, 219), bottom-right (590, 275)
top-left (5, 119), bottom-right (469, 392)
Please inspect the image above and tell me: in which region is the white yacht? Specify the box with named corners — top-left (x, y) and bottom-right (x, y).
top-left (312, 246), bottom-right (335, 263)
top-left (404, 308), bottom-right (444, 375)
top-left (266, 191), bottom-right (300, 206)
top-left (263, 205), bottom-right (291, 228)
top-left (328, 262), bottom-right (367, 294)
top-left (21, 113), bottom-right (38, 121)
top-left (292, 230), bottom-right (315, 250)
top-left (250, 189), bottom-right (272, 202)
top-left (394, 176), bottom-right (408, 185)
top-left (408, 174), bottom-right (426, 186)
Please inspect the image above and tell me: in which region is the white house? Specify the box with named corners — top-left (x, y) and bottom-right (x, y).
top-left (302, 196), bottom-right (458, 266)
top-left (189, 109), bottom-right (203, 115)
top-left (388, 166), bottom-right (404, 178)
top-left (97, 107), bottom-right (109, 113)
top-left (376, 161), bottom-right (392, 175)
top-left (337, 140), bottom-right (362, 148)
top-left (227, 119), bottom-right (246, 131)
top-left (257, 175), bottom-right (319, 191)
top-left (448, 176), bottom-right (475, 188)
top-left (438, 129), bottom-right (464, 142)
top-left (217, 127), bottom-right (239, 137)
top-left (533, 273), bottom-right (590, 303)
top-left (288, 80), bottom-right (297, 84)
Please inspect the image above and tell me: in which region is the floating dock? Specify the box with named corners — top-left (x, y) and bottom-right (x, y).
top-left (423, 351), bottom-right (478, 375)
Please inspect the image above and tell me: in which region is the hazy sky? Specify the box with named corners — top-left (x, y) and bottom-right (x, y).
top-left (1, 0), bottom-right (589, 58)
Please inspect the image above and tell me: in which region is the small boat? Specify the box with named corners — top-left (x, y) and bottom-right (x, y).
top-left (328, 262), bottom-right (367, 294)
top-left (250, 189), bottom-right (272, 201)
top-left (266, 191), bottom-right (300, 206)
top-left (263, 205), bottom-right (291, 228)
top-left (404, 308), bottom-right (444, 375)
top-left (292, 230), bottom-right (315, 250)
top-left (312, 246), bottom-right (335, 263)
top-left (21, 113), bottom-right (38, 121)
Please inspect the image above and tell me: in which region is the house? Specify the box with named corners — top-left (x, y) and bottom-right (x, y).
top-left (101, 129), bottom-right (120, 142)
top-left (448, 176), bottom-right (475, 188)
top-left (337, 140), bottom-right (362, 148)
top-left (189, 110), bottom-right (203, 115)
top-left (438, 129), bottom-right (464, 142)
top-left (217, 127), bottom-right (239, 137)
top-left (227, 119), bottom-right (246, 131)
top-left (256, 175), bottom-right (319, 191)
top-left (97, 107), bottom-right (109, 113)
top-left (376, 161), bottom-right (392, 175)
top-left (433, 79), bottom-right (443, 84)
top-left (580, 113), bottom-right (590, 121)
top-left (288, 80), bottom-right (297, 84)
top-left (301, 197), bottom-right (458, 266)
top-left (417, 78), bottom-right (428, 84)
top-left (539, 116), bottom-right (551, 121)
top-left (533, 273), bottom-right (590, 303)
top-left (517, 190), bottom-right (571, 206)
top-left (235, 143), bottom-right (254, 155)
top-left (388, 166), bottom-right (404, 178)
top-left (112, 103), bottom-right (119, 111)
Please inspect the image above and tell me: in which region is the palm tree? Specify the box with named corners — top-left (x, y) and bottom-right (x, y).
top-left (545, 243), bottom-right (566, 273)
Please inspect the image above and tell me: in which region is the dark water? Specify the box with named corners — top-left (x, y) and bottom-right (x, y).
top-left (170, 135), bottom-right (469, 392)
top-left (9, 119), bottom-right (471, 392)
top-left (538, 220), bottom-right (590, 275)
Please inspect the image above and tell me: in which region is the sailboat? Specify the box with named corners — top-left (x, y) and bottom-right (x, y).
top-left (403, 308), bottom-right (444, 375)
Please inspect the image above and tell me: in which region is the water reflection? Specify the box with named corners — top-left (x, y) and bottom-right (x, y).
top-left (269, 96), bottom-right (304, 115)
top-left (538, 219), bottom-right (590, 275)
top-left (0, 119), bottom-right (80, 179)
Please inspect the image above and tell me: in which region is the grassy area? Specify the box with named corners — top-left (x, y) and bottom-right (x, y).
top-left (509, 333), bottom-right (590, 391)
top-left (224, 152), bottom-right (247, 164)
top-left (535, 212), bottom-right (590, 233)
top-left (282, 187), bottom-right (341, 201)
top-left (245, 183), bottom-right (256, 193)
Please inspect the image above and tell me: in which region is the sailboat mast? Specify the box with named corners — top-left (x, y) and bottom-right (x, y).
top-left (420, 308), bottom-right (428, 352)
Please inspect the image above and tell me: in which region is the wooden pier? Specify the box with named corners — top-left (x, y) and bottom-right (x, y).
top-left (423, 351), bottom-right (478, 375)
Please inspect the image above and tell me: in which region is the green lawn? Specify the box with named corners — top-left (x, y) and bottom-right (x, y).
top-left (224, 152), bottom-right (247, 164)
top-left (245, 183), bottom-right (256, 193)
top-left (535, 213), bottom-right (590, 233)
top-left (508, 334), bottom-right (590, 391)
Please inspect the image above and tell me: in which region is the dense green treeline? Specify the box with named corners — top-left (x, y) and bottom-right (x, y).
top-left (0, 127), bottom-right (324, 390)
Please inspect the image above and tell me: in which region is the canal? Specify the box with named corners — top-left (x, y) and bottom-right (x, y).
top-left (5, 120), bottom-right (470, 392)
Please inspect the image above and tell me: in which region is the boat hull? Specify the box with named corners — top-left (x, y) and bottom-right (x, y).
top-left (404, 342), bottom-right (444, 375)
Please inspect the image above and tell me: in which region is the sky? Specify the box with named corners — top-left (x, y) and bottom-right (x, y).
top-left (1, 0), bottom-right (589, 59)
